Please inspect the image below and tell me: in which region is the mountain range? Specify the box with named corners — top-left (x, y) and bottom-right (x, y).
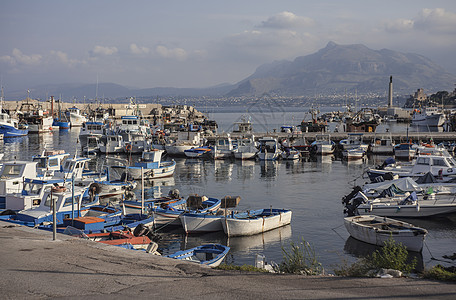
top-left (6, 42), bottom-right (456, 101)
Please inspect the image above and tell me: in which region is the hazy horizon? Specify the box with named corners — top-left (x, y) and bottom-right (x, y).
top-left (1, 1), bottom-right (456, 92)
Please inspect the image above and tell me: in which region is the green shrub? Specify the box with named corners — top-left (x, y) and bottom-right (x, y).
top-left (334, 238), bottom-right (416, 277)
top-left (423, 265), bottom-right (456, 282)
top-left (274, 238), bottom-right (323, 275)
top-left (369, 238), bottom-right (417, 274)
top-left (216, 264), bottom-right (269, 273)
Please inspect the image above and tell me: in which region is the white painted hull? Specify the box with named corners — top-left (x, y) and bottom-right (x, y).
top-left (180, 214), bottom-right (223, 233)
top-left (27, 117), bottom-right (54, 133)
top-left (411, 114), bottom-right (445, 127)
top-left (234, 151), bottom-right (257, 160)
top-left (357, 202), bottom-right (456, 217)
top-left (344, 215), bottom-right (427, 252)
top-left (257, 152), bottom-right (280, 161)
top-left (69, 113), bottom-right (87, 127)
top-left (222, 210), bottom-right (292, 237)
top-left (317, 144), bottom-right (334, 155)
top-left (165, 145), bottom-right (196, 156)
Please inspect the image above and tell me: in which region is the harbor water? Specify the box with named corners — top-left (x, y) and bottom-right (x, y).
top-left (2, 106), bottom-right (455, 272)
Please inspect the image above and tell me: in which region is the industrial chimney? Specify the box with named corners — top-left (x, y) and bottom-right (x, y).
top-left (388, 76), bottom-right (393, 107)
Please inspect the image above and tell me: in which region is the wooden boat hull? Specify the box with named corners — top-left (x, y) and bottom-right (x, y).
top-left (344, 215), bottom-right (427, 252)
top-left (222, 209), bottom-right (292, 237)
top-left (166, 244), bottom-right (230, 267)
top-left (180, 213), bottom-right (223, 233)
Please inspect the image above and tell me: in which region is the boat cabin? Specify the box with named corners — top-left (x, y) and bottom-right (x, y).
top-left (5, 178), bottom-right (66, 210)
top-left (0, 161), bottom-right (38, 209)
top-left (32, 150), bottom-right (69, 176)
top-left (411, 154), bottom-right (456, 176)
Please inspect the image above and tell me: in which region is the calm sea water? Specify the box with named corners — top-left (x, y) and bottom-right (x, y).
top-left (2, 106), bottom-right (455, 272)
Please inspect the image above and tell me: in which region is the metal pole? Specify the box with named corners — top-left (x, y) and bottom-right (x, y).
top-left (71, 174), bottom-right (75, 226)
top-left (141, 167), bottom-right (144, 215)
top-left (52, 190), bottom-right (56, 240)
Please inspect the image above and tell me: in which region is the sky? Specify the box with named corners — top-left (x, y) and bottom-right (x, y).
top-left (1, 0), bottom-right (456, 92)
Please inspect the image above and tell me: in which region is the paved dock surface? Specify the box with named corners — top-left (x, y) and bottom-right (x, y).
top-left (1, 221), bottom-right (455, 299)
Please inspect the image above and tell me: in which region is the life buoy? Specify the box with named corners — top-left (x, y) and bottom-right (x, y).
top-left (125, 144), bottom-right (133, 151)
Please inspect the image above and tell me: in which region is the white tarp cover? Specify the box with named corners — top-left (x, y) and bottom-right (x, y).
top-left (363, 177), bottom-right (423, 193)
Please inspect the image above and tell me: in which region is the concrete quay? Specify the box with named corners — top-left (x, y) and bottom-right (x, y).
top-left (228, 131), bottom-right (456, 144)
top-left (1, 221), bottom-right (455, 299)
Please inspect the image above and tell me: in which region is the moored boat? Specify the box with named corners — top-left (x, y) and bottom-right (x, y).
top-left (221, 208), bottom-right (292, 237)
top-left (344, 215), bottom-right (428, 252)
top-left (166, 244), bottom-right (230, 267)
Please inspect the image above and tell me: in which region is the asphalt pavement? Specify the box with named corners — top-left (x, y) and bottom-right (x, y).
top-left (1, 221), bottom-right (455, 299)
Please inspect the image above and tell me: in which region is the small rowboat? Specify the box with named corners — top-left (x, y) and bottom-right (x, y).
top-left (344, 215), bottom-right (428, 252)
top-left (166, 244), bottom-right (230, 267)
top-left (222, 208), bottom-right (292, 237)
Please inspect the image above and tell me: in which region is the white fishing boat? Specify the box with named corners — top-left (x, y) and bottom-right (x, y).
top-left (221, 208), bottom-right (292, 237)
top-left (79, 121), bottom-right (106, 144)
top-left (211, 134), bottom-right (236, 159)
top-left (367, 153), bottom-right (456, 181)
top-left (99, 133), bottom-right (124, 154)
top-left (342, 147), bottom-right (365, 160)
top-left (18, 97), bottom-right (53, 133)
top-left (165, 131), bottom-right (202, 156)
top-left (411, 107), bottom-right (445, 127)
top-left (233, 135), bottom-right (257, 160)
top-left (257, 137), bottom-right (281, 161)
top-left (339, 133), bottom-right (369, 151)
top-left (344, 215), bottom-right (428, 252)
top-left (180, 211), bottom-right (225, 233)
top-left (369, 135), bottom-right (395, 154)
top-left (179, 196), bottom-right (240, 233)
top-left (0, 161), bottom-right (39, 209)
top-left (394, 143), bottom-right (417, 160)
top-left (111, 149), bottom-right (175, 180)
top-left (66, 106), bottom-right (87, 127)
top-left (345, 191), bottom-right (456, 218)
top-left (311, 134), bottom-right (334, 155)
top-left (281, 148), bottom-right (301, 160)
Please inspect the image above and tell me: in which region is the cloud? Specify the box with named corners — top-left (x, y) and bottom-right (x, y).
top-left (0, 48), bottom-right (42, 66)
top-left (50, 50), bottom-right (80, 67)
top-left (91, 45), bottom-right (118, 56)
top-left (260, 11), bottom-right (314, 29)
top-left (130, 43), bottom-right (150, 55)
top-left (383, 8), bottom-right (456, 34)
top-left (414, 8), bottom-right (456, 33)
top-left (155, 45), bottom-right (187, 61)
top-left (384, 19), bottom-right (414, 33)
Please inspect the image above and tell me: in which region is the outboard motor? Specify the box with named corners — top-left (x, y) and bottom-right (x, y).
top-left (168, 189), bottom-right (180, 199)
top-left (342, 186), bottom-right (362, 206)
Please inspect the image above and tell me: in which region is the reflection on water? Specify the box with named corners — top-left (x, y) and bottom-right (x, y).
top-left (227, 225), bottom-right (292, 254)
top-left (2, 126), bottom-right (456, 271)
top-left (260, 160), bottom-right (279, 179)
top-left (344, 236), bottom-right (424, 272)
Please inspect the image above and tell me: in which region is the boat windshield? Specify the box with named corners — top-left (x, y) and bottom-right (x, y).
top-left (23, 182), bottom-right (43, 195)
top-left (0, 165), bottom-right (23, 178)
top-left (44, 193), bottom-right (59, 208)
top-left (445, 158), bottom-right (456, 167)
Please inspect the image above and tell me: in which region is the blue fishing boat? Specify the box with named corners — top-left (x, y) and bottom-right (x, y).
top-left (0, 87), bottom-right (28, 138)
top-left (0, 112), bottom-right (28, 138)
top-left (184, 146), bottom-right (212, 158)
top-left (166, 244), bottom-right (230, 267)
top-left (0, 186), bottom-right (104, 227)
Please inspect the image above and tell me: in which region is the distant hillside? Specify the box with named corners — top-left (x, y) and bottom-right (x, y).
top-left (5, 42), bottom-right (456, 101)
top-left (227, 42), bottom-right (456, 97)
top-left (6, 82), bottom-right (233, 101)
